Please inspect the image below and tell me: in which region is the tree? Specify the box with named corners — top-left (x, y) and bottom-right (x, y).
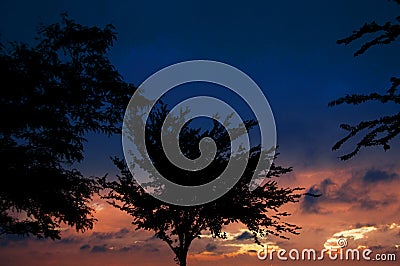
top-left (0, 14), bottom-right (133, 239)
top-left (329, 0), bottom-right (400, 160)
top-left (100, 102), bottom-right (304, 266)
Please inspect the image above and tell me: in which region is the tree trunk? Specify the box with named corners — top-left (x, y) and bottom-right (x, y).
top-left (172, 231), bottom-right (192, 266)
top-left (177, 251), bottom-right (187, 266)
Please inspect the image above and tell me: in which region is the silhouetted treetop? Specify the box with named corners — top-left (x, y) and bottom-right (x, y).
top-left (337, 17), bottom-right (400, 57)
top-left (100, 101), bottom-right (304, 266)
top-left (330, 1), bottom-right (400, 160)
top-left (0, 14), bottom-right (134, 239)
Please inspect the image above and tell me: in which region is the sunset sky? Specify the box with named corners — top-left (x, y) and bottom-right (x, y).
top-left (1, 0), bottom-right (399, 265)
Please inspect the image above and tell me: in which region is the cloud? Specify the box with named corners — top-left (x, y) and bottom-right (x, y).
top-left (324, 226), bottom-right (377, 249)
top-left (362, 169), bottom-right (399, 183)
top-left (301, 186), bottom-right (322, 213)
top-left (323, 223), bottom-right (400, 252)
top-left (119, 246), bottom-right (131, 252)
top-left (205, 243), bottom-right (217, 252)
top-left (235, 231), bottom-right (253, 241)
top-left (301, 178), bottom-right (337, 214)
top-left (354, 222), bottom-right (376, 228)
top-left (79, 244), bottom-right (91, 251)
top-left (90, 228), bottom-right (131, 240)
top-left (142, 243), bottom-right (159, 253)
top-left (59, 236), bottom-right (82, 244)
top-left (357, 198), bottom-right (391, 210)
top-left (301, 169), bottom-right (400, 213)
top-left (91, 244), bottom-right (108, 253)
top-left (0, 236), bottom-right (21, 248)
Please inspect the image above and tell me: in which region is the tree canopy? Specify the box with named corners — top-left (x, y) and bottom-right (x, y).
top-left (0, 14), bottom-right (133, 239)
top-left (100, 101), bottom-right (304, 266)
top-left (329, 0), bottom-right (400, 160)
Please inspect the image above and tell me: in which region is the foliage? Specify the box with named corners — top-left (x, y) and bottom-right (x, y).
top-left (100, 102), bottom-right (304, 266)
top-left (329, 1), bottom-right (400, 160)
top-left (0, 14), bottom-right (133, 239)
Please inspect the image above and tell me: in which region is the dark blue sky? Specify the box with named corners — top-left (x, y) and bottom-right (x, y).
top-left (1, 0), bottom-right (399, 176)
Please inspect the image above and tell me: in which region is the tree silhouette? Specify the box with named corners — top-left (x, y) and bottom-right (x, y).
top-left (100, 101), bottom-right (304, 266)
top-left (329, 0), bottom-right (400, 160)
top-left (0, 14), bottom-right (133, 239)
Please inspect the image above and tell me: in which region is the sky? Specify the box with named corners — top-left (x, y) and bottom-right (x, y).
top-left (0, 0), bottom-right (399, 265)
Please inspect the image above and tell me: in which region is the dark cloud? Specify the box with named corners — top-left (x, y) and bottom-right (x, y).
top-left (119, 246), bottom-right (131, 252)
top-left (0, 235), bottom-right (21, 247)
top-left (0, 234), bottom-right (29, 242)
top-left (115, 228), bottom-right (130, 239)
top-left (368, 245), bottom-right (386, 252)
top-left (79, 244), bottom-right (91, 251)
top-left (142, 243), bottom-right (159, 253)
top-left (91, 244), bottom-right (108, 253)
top-left (0, 234), bottom-right (33, 247)
top-left (363, 170), bottom-right (399, 183)
top-left (90, 228), bottom-right (130, 240)
top-left (89, 232), bottom-right (109, 240)
top-left (320, 178), bottom-right (336, 189)
top-left (59, 236), bottom-right (81, 244)
top-left (354, 222), bottom-right (376, 228)
top-left (205, 243), bottom-right (217, 252)
top-left (301, 187), bottom-right (323, 214)
top-left (236, 231), bottom-right (253, 241)
top-left (118, 228), bottom-right (130, 234)
top-left (301, 178), bottom-right (336, 214)
top-left (301, 170), bottom-right (399, 213)
top-left (358, 198), bottom-right (392, 210)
